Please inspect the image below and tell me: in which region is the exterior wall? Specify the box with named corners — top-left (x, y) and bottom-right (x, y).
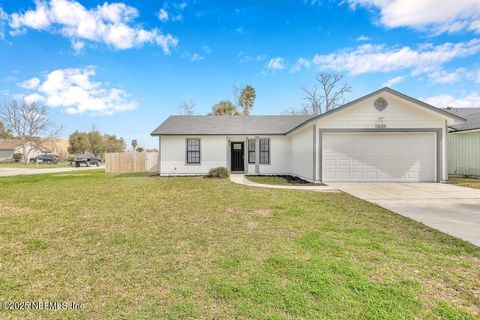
top-left (313, 92), bottom-right (452, 181)
top-left (160, 136), bottom-right (227, 175)
top-left (159, 135), bottom-right (291, 176)
top-left (448, 130), bottom-right (480, 177)
top-left (315, 92), bottom-right (451, 129)
top-left (0, 149), bottom-right (14, 161)
top-left (289, 125), bottom-right (314, 181)
top-left (257, 136), bottom-right (290, 175)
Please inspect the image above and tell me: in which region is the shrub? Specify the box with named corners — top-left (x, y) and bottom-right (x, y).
top-left (13, 152), bottom-right (23, 162)
top-left (208, 167), bottom-right (230, 178)
top-left (67, 155), bottom-right (75, 162)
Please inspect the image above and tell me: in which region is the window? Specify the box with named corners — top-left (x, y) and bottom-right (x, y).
top-left (186, 139), bottom-right (200, 164)
top-left (248, 139), bottom-right (255, 163)
top-left (259, 138), bottom-right (270, 164)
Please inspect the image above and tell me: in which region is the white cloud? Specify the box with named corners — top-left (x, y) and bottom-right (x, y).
top-left (0, 7), bottom-right (8, 39)
top-left (71, 39), bottom-right (85, 52)
top-left (8, 0), bottom-right (178, 53)
top-left (181, 51), bottom-right (204, 61)
top-left (425, 92), bottom-right (480, 108)
top-left (428, 68), bottom-right (468, 84)
top-left (237, 52), bottom-right (266, 64)
top-left (18, 66), bottom-right (137, 115)
top-left (202, 44), bottom-right (211, 54)
top-left (356, 35), bottom-right (371, 41)
top-left (311, 39), bottom-right (480, 75)
top-left (158, 8), bottom-right (169, 22)
top-left (171, 14), bottom-right (183, 22)
top-left (382, 76), bottom-right (404, 87)
top-left (24, 92), bottom-right (45, 103)
top-left (266, 57), bottom-right (285, 70)
top-left (20, 77), bottom-right (41, 89)
top-left (477, 71), bottom-right (480, 83)
top-left (177, 2), bottom-right (187, 10)
top-left (190, 53), bottom-right (204, 61)
top-left (347, 0), bottom-right (480, 35)
top-left (290, 57), bottom-right (311, 73)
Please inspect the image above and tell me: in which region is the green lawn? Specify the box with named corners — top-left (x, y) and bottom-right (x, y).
top-left (0, 162), bottom-right (71, 169)
top-left (448, 178), bottom-right (480, 190)
top-left (0, 171), bottom-right (479, 319)
top-left (246, 175), bottom-right (311, 185)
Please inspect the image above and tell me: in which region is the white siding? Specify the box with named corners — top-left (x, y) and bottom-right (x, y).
top-left (315, 92), bottom-right (450, 129)
top-left (258, 136), bottom-right (290, 175)
top-left (160, 136), bottom-right (227, 175)
top-left (314, 92), bottom-right (452, 181)
top-left (448, 130), bottom-right (480, 177)
top-left (289, 125), bottom-right (313, 181)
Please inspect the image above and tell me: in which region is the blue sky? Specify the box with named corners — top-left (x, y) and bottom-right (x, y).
top-left (1, 0), bottom-right (480, 148)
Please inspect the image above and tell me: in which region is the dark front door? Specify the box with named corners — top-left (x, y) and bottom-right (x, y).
top-left (231, 142), bottom-right (244, 172)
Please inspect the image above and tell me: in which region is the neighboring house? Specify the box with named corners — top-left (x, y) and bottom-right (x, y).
top-left (0, 140), bottom-right (23, 162)
top-left (443, 107), bottom-right (480, 177)
top-left (151, 87), bottom-right (464, 183)
top-left (0, 138), bottom-right (68, 162)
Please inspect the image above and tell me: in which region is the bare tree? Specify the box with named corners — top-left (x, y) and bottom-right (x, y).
top-left (302, 85), bottom-right (322, 115)
top-left (231, 84), bottom-right (242, 110)
top-left (281, 105), bottom-right (311, 115)
top-left (178, 100), bottom-right (196, 115)
top-left (293, 72), bottom-right (352, 115)
top-left (0, 100), bottom-right (62, 162)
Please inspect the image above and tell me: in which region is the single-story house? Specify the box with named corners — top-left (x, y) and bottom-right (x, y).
top-left (443, 107), bottom-right (480, 177)
top-left (0, 138), bottom-right (68, 162)
top-left (151, 87), bottom-right (465, 183)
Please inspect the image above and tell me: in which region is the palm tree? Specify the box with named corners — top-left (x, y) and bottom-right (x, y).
top-left (209, 101), bottom-right (239, 116)
top-left (240, 85), bottom-right (256, 115)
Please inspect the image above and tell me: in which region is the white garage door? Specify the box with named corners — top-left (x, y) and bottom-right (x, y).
top-left (322, 132), bottom-right (436, 182)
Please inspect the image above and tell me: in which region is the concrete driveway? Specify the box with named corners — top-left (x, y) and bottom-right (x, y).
top-left (328, 183), bottom-right (480, 247)
top-left (0, 166), bottom-right (103, 177)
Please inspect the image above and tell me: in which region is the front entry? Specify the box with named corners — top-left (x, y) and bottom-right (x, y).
top-left (231, 142), bottom-right (244, 172)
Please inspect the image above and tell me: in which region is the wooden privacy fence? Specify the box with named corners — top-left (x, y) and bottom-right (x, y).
top-left (105, 152), bottom-right (159, 173)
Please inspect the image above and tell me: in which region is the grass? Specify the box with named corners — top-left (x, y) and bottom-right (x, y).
top-left (448, 177), bottom-right (480, 190)
top-left (0, 162), bottom-right (71, 169)
top-left (0, 171), bottom-right (479, 319)
top-left (246, 175), bottom-right (311, 185)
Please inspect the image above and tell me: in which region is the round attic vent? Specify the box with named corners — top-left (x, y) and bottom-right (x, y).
top-left (374, 97), bottom-right (388, 111)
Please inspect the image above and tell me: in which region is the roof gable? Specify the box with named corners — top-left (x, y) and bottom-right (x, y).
top-left (292, 87), bottom-right (465, 127)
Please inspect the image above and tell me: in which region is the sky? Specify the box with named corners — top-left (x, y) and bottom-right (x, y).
top-left (0, 0), bottom-right (480, 148)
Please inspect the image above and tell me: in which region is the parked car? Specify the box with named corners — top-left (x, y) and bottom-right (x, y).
top-left (29, 154), bottom-right (59, 164)
top-left (74, 153), bottom-right (101, 167)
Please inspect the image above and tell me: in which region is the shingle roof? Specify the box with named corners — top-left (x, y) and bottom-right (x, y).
top-left (151, 115), bottom-right (315, 135)
top-left (152, 88), bottom-right (467, 136)
top-left (443, 108), bottom-right (480, 131)
top-left (0, 139), bottom-right (23, 150)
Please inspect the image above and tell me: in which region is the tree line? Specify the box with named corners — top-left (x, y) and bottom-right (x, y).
top-left (178, 72), bottom-right (351, 116)
top-left (0, 99), bottom-right (127, 161)
top-left (67, 129), bottom-right (126, 155)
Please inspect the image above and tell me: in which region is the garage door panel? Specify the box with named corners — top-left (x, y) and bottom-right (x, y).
top-left (322, 132), bottom-right (436, 182)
